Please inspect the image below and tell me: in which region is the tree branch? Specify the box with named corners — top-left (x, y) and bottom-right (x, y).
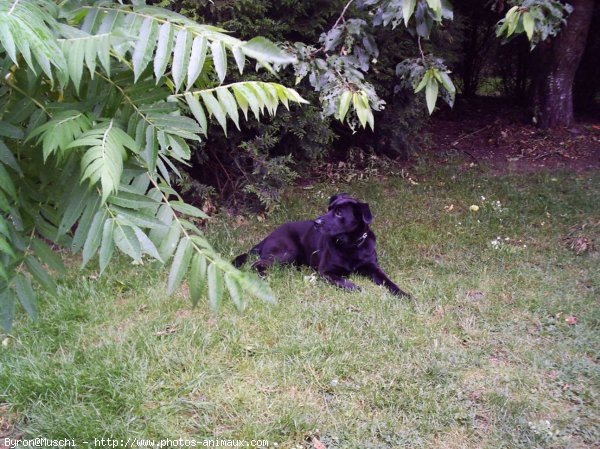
top-left (418, 36), bottom-right (426, 62)
top-left (332, 0), bottom-right (355, 29)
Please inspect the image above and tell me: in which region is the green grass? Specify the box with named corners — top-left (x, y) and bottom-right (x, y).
top-left (1, 162), bottom-right (599, 448)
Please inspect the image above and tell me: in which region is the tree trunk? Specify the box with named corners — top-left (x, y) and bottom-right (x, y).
top-left (532, 0), bottom-right (594, 128)
top-left (461, 17), bottom-right (480, 98)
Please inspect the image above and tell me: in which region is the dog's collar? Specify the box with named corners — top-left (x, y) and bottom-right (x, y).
top-left (356, 232), bottom-right (368, 247)
top-left (336, 232), bottom-right (368, 248)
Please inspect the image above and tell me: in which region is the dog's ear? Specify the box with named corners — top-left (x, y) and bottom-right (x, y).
top-left (359, 202), bottom-right (372, 224)
top-left (328, 193), bottom-right (349, 208)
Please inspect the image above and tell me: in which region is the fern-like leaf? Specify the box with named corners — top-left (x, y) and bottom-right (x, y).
top-left (27, 110), bottom-right (92, 161)
top-left (0, 0), bottom-right (67, 81)
top-left (69, 120), bottom-right (139, 202)
top-left (74, 4), bottom-right (296, 86)
top-left (181, 82), bottom-right (307, 135)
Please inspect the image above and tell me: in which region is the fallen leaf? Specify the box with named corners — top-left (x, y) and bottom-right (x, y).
top-left (565, 316), bottom-right (577, 325)
top-left (312, 437), bottom-right (326, 449)
top-left (469, 205), bottom-right (480, 212)
top-left (155, 325), bottom-right (177, 336)
top-left (566, 236), bottom-right (594, 254)
top-left (444, 204), bottom-right (454, 212)
top-left (467, 290), bottom-right (485, 301)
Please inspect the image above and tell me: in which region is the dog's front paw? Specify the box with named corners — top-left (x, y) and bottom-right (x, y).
top-left (386, 282), bottom-right (412, 299)
top-left (393, 288), bottom-right (413, 300)
top-left (322, 273), bottom-right (359, 292)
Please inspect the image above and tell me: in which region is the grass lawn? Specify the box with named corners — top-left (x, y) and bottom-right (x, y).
top-left (1, 160), bottom-right (599, 448)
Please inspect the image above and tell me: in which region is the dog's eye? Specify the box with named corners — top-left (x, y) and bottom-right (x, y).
top-left (335, 209), bottom-right (342, 217)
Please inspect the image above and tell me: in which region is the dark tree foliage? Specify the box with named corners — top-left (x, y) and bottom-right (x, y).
top-left (573, 2), bottom-right (600, 114)
top-left (157, 0), bottom-right (598, 209)
top-left (433, 0), bottom-right (598, 123)
top-left (154, 0), bottom-right (428, 210)
top-left (450, 0), bottom-right (502, 98)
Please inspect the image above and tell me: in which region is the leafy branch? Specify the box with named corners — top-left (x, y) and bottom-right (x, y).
top-left (0, 0), bottom-right (303, 332)
top-left (291, 0), bottom-right (456, 125)
top-left (496, 0), bottom-right (572, 49)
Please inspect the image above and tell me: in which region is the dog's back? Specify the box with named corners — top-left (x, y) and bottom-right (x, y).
top-left (232, 220), bottom-right (318, 269)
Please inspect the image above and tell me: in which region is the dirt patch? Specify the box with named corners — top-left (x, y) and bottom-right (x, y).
top-left (425, 98), bottom-right (600, 174)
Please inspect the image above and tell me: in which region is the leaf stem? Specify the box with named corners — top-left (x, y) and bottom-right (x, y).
top-left (168, 80), bottom-right (269, 98)
top-left (82, 5), bottom-right (242, 46)
top-left (418, 36), bottom-right (426, 62)
top-left (310, 0), bottom-right (354, 56)
top-left (144, 173), bottom-right (221, 268)
top-left (14, 227), bottom-right (37, 278)
top-left (95, 71), bottom-right (154, 129)
top-left (2, 79), bottom-right (51, 117)
top-left (7, 0), bottom-right (20, 15)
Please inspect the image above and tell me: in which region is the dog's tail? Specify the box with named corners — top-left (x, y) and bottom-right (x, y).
top-left (232, 241), bottom-right (263, 268)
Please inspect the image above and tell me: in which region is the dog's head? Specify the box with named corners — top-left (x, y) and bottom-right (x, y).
top-left (314, 194), bottom-right (372, 238)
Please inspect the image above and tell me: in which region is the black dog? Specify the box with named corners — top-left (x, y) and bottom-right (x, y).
top-left (233, 194), bottom-right (410, 297)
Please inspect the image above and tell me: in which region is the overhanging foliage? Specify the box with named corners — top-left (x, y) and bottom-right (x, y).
top-left (0, 0), bottom-right (308, 331)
